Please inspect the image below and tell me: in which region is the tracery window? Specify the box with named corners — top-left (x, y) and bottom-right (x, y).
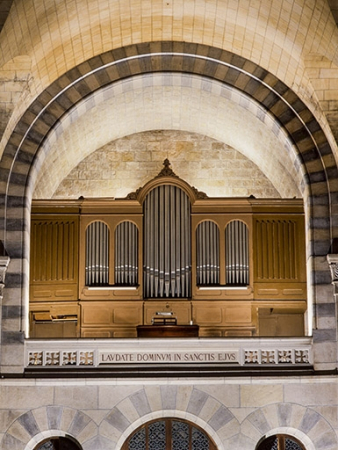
top-left (122, 418), bottom-right (217, 450)
top-left (256, 435), bottom-right (305, 450)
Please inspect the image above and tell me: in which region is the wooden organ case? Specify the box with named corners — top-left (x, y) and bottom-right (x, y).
top-left (29, 160), bottom-right (307, 339)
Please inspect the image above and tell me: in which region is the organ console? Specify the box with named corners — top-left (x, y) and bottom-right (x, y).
top-left (29, 160), bottom-right (307, 339)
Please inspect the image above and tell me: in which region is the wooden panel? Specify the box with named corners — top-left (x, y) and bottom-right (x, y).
top-left (80, 287), bottom-right (143, 299)
top-left (225, 330), bottom-right (253, 337)
top-left (192, 301), bottom-right (253, 326)
top-left (81, 328), bottom-right (138, 338)
top-left (255, 283), bottom-right (307, 299)
top-left (30, 216), bottom-right (79, 301)
top-left (199, 328), bottom-right (224, 337)
top-left (113, 329), bottom-right (138, 337)
top-left (253, 217), bottom-right (305, 282)
top-left (31, 218), bottom-right (78, 282)
top-left (198, 327), bottom-right (255, 337)
top-left (29, 302), bottom-right (80, 338)
top-left (81, 330), bottom-right (113, 338)
top-left (31, 284), bottom-right (78, 302)
top-left (113, 305), bottom-right (143, 324)
top-left (195, 306), bottom-right (223, 324)
top-left (80, 301), bottom-right (143, 328)
top-left (258, 312), bottom-right (305, 337)
top-left (226, 306), bottom-right (251, 323)
top-left (31, 321), bottom-right (78, 338)
top-left (82, 307), bottom-right (112, 325)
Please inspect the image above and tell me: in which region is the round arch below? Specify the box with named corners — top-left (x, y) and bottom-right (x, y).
top-left (255, 428), bottom-right (315, 450)
top-left (27, 433), bottom-right (82, 450)
top-left (1, 407), bottom-right (97, 450)
top-left (119, 415), bottom-right (220, 450)
top-left (242, 403), bottom-right (337, 450)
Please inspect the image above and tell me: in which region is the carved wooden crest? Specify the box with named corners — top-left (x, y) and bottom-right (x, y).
top-left (124, 159), bottom-right (207, 201)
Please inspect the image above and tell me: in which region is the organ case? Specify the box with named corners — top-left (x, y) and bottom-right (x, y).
top-left (29, 162), bottom-right (306, 338)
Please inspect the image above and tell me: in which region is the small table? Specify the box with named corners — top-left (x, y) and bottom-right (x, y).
top-left (137, 325), bottom-right (199, 338)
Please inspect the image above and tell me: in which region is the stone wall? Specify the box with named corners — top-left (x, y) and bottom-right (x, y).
top-left (51, 131), bottom-right (280, 200)
top-left (1, 378), bottom-right (337, 450)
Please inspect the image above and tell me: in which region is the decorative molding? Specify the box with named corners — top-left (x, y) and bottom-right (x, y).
top-left (327, 254), bottom-right (338, 297)
top-left (25, 338), bottom-right (312, 369)
top-left (155, 158), bottom-right (179, 179)
top-left (191, 185), bottom-right (208, 199)
top-left (327, 254), bottom-right (338, 284)
top-left (28, 350), bottom-right (95, 366)
top-left (125, 187), bottom-right (142, 200)
top-left (244, 348), bottom-right (309, 365)
top-left (124, 159), bottom-right (208, 201)
top-left (0, 255), bottom-right (10, 299)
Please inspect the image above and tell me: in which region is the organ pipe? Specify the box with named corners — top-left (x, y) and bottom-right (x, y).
top-left (85, 221), bottom-right (109, 286)
top-left (226, 220), bottom-right (249, 285)
top-left (196, 221), bottom-right (220, 285)
top-left (143, 185), bottom-right (191, 298)
top-left (115, 221), bottom-right (138, 285)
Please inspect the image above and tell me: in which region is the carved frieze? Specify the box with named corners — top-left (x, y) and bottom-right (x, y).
top-left (26, 343), bottom-right (311, 368)
top-left (124, 159), bottom-right (208, 201)
top-left (0, 255), bottom-right (10, 299)
top-left (327, 254), bottom-right (338, 296)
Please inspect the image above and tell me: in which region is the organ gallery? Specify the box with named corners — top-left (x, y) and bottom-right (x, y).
top-left (29, 160), bottom-right (306, 339)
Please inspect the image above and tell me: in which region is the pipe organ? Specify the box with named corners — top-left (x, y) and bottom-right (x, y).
top-left (225, 220), bottom-right (249, 286)
top-left (85, 221), bottom-right (109, 286)
top-left (143, 185), bottom-right (191, 298)
top-left (115, 221), bottom-right (138, 286)
top-left (29, 160), bottom-right (307, 339)
top-left (196, 221), bottom-right (220, 286)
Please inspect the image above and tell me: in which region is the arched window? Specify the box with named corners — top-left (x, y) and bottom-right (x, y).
top-left (256, 434), bottom-right (305, 450)
top-left (122, 418), bottom-right (217, 450)
top-left (34, 436), bottom-right (82, 450)
top-left (115, 221), bottom-right (138, 285)
top-left (196, 220), bottom-right (220, 285)
top-left (143, 185), bottom-right (191, 298)
top-left (225, 220), bottom-right (249, 286)
top-left (85, 221), bottom-right (109, 286)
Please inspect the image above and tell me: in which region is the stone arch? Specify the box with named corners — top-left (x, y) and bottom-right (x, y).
top-left (33, 74), bottom-right (301, 200)
top-left (2, 43), bottom-right (335, 238)
top-left (0, 41), bottom-right (336, 369)
top-left (1, 0), bottom-right (336, 110)
top-left (1, 406), bottom-right (98, 450)
top-left (255, 428), bottom-right (314, 450)
top-left (99, 386), bottom-right (240, 450)
top-left (241, 403), bottom-right (338, 450)
top-left (119, 416), bottom-right (219, 450)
